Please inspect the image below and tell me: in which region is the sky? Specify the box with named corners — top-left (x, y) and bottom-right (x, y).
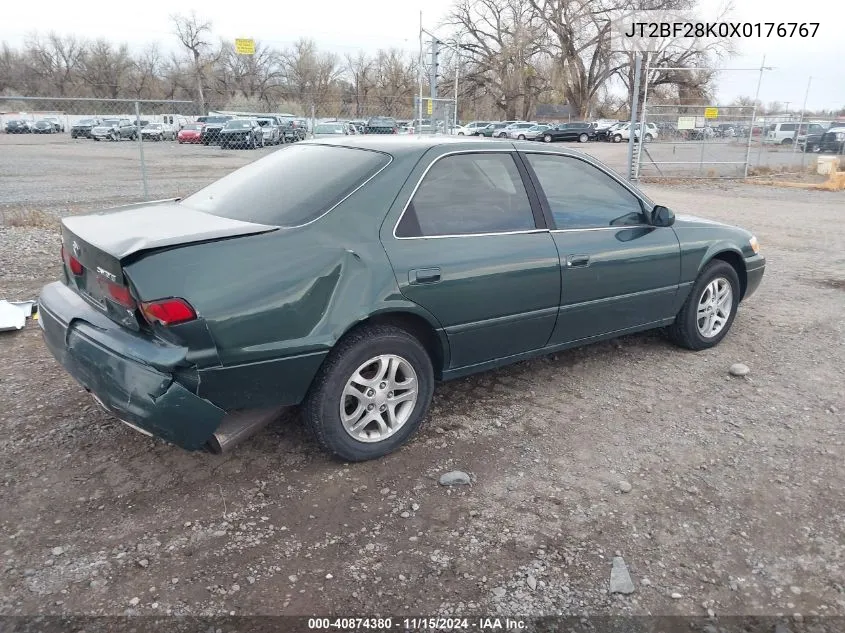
top-left (0, 0), bottom-right (842, 111)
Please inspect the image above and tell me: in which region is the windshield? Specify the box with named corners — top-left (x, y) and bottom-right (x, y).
top-left (145, 124), bottom-right (162, 129)
top-left (368, 118), bottom-right (396, 125)
top-left (181, 145), bottom-right (391, 226)
top-left (78, 119), bottom-right (95, 125)
top-left (183, 124), bottom-right (201, 131)
top-left (257, 119), bottom-right (273, 127)
top-left (224, 121), bottom-right (253, 129)
top-left (314, 124), bottom-right (345, 134)
top-left (101, 119), bottom-right (119, 125)
top-left (205, 116), bottom-right (231, 124)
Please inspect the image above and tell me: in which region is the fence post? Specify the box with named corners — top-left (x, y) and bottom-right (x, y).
top-left (795, 76), bottom-right (812, 171)
top-left (626, 53), bottom-right (642, 182)
top-left (743, 56), bottom-right (766, 179)
top-left (134, 101), bottom-right (149, 200)
top-left (634, 53), bottom-right (651, 181)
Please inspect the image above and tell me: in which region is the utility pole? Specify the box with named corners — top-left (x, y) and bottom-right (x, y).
top-left (429, 39), bottom-right (439, 100)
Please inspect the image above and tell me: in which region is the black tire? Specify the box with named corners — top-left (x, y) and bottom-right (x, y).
top-left (543, 134), bottom-right (553, 143)
top-left (303, 325), bottom-right (435, 461)
top-left (612, 134), bottom-right (622, 143)
top-left (518, 134), bottom-right (526, 140)
top-left (668, 259), bottom-right (741, 351)
top-left (578, 133), bottom-right (588, 143)
top-left (781, 138), bottom-right (792, 145)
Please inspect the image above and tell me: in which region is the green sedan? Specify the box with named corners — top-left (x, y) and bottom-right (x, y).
top-left (39, 137), bottom-right (765, 461)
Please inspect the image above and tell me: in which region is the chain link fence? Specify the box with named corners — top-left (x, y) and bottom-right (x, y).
top-left (634, 104), bottom-right (757, 179)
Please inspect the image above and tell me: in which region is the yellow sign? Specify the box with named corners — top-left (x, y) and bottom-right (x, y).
top-left (426, 99), bottom-right (433, 115)
top-left (235, 38), bottom-right (255, 55)
top-left (704, 107), bottom-right (719, 119)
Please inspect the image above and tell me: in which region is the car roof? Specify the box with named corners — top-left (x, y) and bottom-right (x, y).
top-left (299, 136), bottom-right (591, 159)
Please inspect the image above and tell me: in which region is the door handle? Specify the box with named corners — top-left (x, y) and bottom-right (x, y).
top-left (566, 254), bottom-right (590, 268)
top-left (409, 267), bottom-right (441, 284)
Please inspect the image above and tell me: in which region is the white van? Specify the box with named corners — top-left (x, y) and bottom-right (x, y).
top-left (764, 121), bottom-right (805, 145)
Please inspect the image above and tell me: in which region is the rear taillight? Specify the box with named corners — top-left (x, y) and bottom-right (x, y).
top-left (96, 276), bottom-right (135, 309)
top-left (61, 245), bottom-right (84, 276)
top-left (140, 298), bottom-right (196, 327)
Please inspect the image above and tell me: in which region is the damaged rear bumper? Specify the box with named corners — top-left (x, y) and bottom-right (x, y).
top-left (38, 281), bottom-right (225, 450)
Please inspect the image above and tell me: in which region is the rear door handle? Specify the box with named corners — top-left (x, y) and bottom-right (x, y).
top-left (566, 254), bottom-right (590, 268)
top-left (409, 267), bottom-right (441, 284)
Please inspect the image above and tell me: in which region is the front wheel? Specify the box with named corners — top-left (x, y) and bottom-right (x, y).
top-left (543, 134), bottom-right (553, 143)
top-left (645, 133), bottom-right (653, 142)
top-left (612, 134), bottom-right (622, 143)
top-left (303, 325), bottom-right (435, 461)
top-left (518, 134), bottom-right (526, 140)
top-left (668, 259), bottom-right (740, 350)
top-left (578, 133), bottom-right (589, 143)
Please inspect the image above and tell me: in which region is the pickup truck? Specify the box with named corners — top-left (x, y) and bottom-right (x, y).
top-left (200, 116), bottom-right (234, 145)
top-left (90, 118), bottom-right (138, 141)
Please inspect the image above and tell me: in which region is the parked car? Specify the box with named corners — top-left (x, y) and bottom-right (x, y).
top-left (91, 118), bottom-right (137, 141)
top-left (43, 116), bottom-right (65, 132)
top-left (503, 122), bottom-right (539, 139)
top-left (313, 122), bottom-right (351, 138)
top-left (715, 124), bottom-right (735, 138)
top-left (32, 119), bottom-right (58, 134)
top-left (5, 119), bottom-right (32, 133)
top-left (39, 137), bottom-right (765, 461)
top-left (538, 122), bottom-right (596, 143)
top-left (219, 118), bottom-right (264, 149)
top-left (177, 123), bottom-right (204, 144)
top-left (256, 117), bottom-right (282, 145)
top-left (595, 122), bottom-right (624, 141)
top-left (457, 121), bottom-right (491, 136)
top-left (796, 123), bottom-right (831, 152)
top-left (365, 116), bottom-right (399, 134)
top-left (476, 122), bottom-right (508, 137)
top-left (607, 122), bottom-right (658, 143)
top-left (277, 116), bottom-right (308, 142)
top-left (818, 126), bottom-right (845, 154)
top-left (200, 116), bottom-right (234, 145)
top-left (686, 126), bottom-right (716, 141)
top-left (407, 119), bottom-right (446, 134)
top-left (763, 121), bottom-right (803, 145)
top-left (141, 123), bottom-right (176, 141)
top-left (70, 118), bottom-right (101, 139)
top-left (513, 124), bottom-right (550, 141)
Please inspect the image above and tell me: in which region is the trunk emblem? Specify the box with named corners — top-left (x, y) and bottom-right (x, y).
top-left (72, 241), bottom-right (81, 258)
top-left (97, 267), bottom-right (118, 282)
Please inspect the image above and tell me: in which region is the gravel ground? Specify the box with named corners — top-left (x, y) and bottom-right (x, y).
top-left (1, 135), bottom-right (844, 627)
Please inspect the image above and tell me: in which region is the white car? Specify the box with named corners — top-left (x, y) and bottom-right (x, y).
top-left (608, 122), bottom-right (658, 143)
top-left (458, 121), bottom-right (493, 136)
top-left (502, 122), bottom-right (537, 138)
top-left (141, 122), bottom-right (176, 141)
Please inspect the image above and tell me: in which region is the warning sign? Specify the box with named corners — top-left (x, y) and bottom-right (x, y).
top-left (677, 116), bottom-right (696, 130)
top-left (235, 38), bottom-right (255, 55)
top-left (704, 107), bottom-right (719, 119)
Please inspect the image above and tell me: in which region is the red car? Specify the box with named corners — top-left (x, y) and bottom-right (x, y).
top-left (177, 123), bottom-right (203, 144)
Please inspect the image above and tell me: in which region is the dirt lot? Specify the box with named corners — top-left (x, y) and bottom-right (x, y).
top-left (1, 134), bottom-right (844, 626)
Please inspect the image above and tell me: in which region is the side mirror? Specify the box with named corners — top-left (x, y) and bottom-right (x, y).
top-left (651, 205), bottom-right (675, 227)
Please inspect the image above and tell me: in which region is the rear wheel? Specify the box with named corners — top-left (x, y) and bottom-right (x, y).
top-left (668, 259), bottom-right (740, 351)
top-left (612, 134), bottom-right (623, 143)
top-left (578, 133), bottom-right (589, 143)
top-left (543, 134), bottom-right (553, 143)
top-left (518, 134), bottom-right (526, 140)
top-left (303, 325), bottom-right (434, 461)
top-left (781, 137), bottom-right (792, 145)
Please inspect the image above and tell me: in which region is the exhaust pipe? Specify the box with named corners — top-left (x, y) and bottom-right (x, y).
top-left (208, 406), bottom-right (287, 454)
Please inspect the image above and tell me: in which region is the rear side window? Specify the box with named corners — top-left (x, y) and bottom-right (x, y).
top-left (181, 145), bottom-right (390, 226)
top-left (780, 123), bottom-right (796, 132)
top-left (396, 153), bottom-right (535, 238)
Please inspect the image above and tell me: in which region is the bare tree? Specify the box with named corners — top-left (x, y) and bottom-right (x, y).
top-left (172, 12), bottom-right (214, 112)
top-left (80, 39), bottom-right (133, 99)
top-left (23, 33), bottom-right (87, 96)
top-left (447, 0), bottom-right (547, 119)
top-left (345, 52), bottom-right (374, 117)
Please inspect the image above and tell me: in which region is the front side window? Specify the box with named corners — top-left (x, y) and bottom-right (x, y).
top-left (526, 154), bottom-right (646, 229)
top-left (396, 153), bottom-right (535, 238)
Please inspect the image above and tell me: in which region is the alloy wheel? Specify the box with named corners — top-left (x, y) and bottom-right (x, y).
top-left (340, 354), bottom-right (418, 443)
top-left (696, 277), bottom-right (733, 338)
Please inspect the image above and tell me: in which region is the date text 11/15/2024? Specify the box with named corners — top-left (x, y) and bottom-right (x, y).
top-left (307, 617), bottom-right (527, 630)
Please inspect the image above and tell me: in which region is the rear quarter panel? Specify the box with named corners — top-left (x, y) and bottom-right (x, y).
top-left (123, 149), bottom-right (441, 409)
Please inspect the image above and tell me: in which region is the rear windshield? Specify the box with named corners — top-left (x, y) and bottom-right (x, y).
top-left (180, 144), bottom-right (391, 226)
